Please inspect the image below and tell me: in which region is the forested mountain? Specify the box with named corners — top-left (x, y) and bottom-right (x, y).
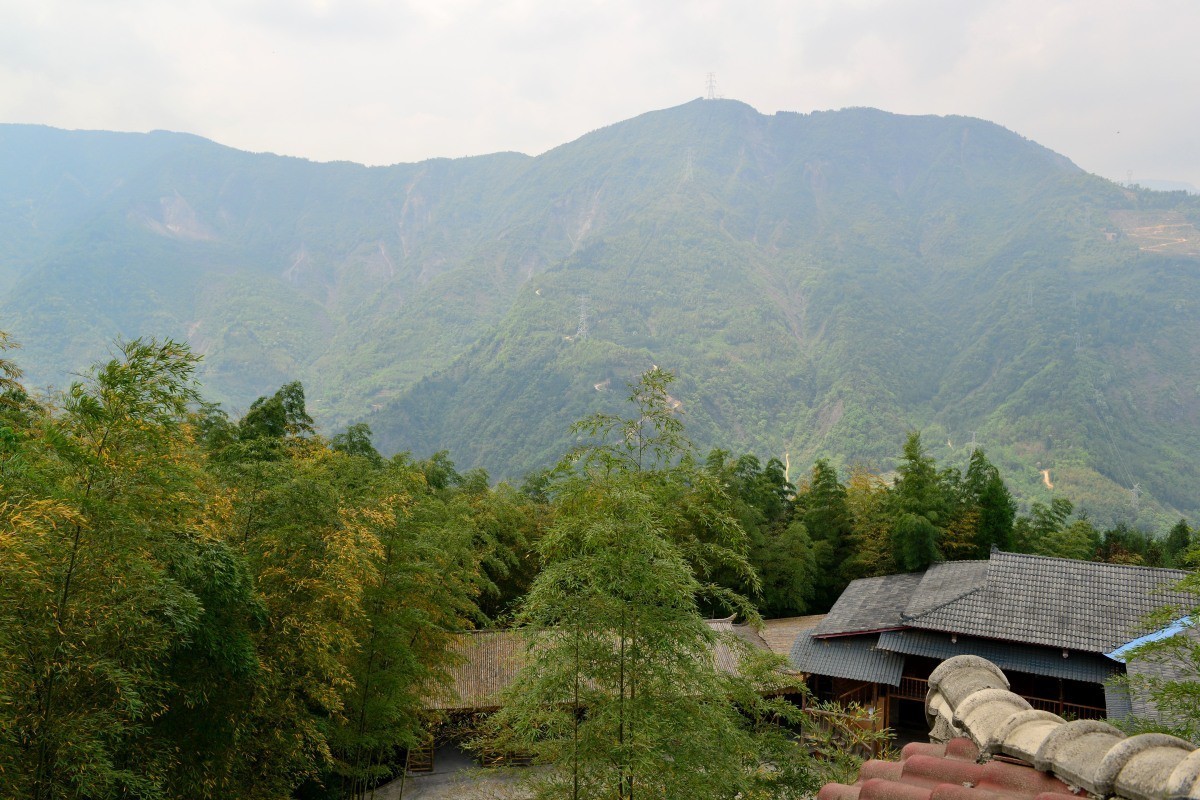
top-left (3, 100), bottom-right (1199, 526)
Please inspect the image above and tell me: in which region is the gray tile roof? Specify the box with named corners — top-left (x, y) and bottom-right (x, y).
top-left (903, 560), bottom-right (989, 618)
top-left (790, 632), bottom-right (904, 686)
top-left (876, 629), bottom-right (1122, 684)
top-left (812, 572), bottom-right (926, 637)
top-left (903, 552), bottom-right (1192, 654)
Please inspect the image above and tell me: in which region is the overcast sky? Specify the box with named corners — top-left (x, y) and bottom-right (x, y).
top-left (2, 0), bottom-right (1198, 188)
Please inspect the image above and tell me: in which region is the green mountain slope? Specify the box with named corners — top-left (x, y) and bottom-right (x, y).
top-left (2, 101), bottom-right (1198, 527)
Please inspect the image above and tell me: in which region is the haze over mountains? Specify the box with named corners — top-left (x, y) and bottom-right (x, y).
top-left (3, 99), bottom-right (1199, 527)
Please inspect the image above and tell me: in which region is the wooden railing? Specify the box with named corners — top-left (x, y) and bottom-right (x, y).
top-left (896, 676), bottom-right (1104, 721)
top-left (837, 682), bottom-right (876, 707)
top-left (1024, 695), bottom-right (1105, 720)
top-left (894, 676), bottom-right (928, 701)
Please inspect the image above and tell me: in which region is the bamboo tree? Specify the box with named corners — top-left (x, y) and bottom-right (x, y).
top-left (1, 338), bottom-right (212, 799)
top-left (194, 382), bottom-right (381, 798)
top-left (486, 369), bottom-right (805, 800)
top-left (329, 456), bottom-right (484, 798)
top-left (840, 466), bottom-right (893, 579)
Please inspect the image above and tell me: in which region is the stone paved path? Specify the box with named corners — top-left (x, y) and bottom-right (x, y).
top-left (371, 743), bottom-right (534, 800)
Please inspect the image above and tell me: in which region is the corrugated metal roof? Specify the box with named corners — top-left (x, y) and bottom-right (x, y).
top-left (904, 552), bottom-right (1192, 653)
top-left (1108, 617), bottom-right (1195, 661)
top-left (876, 629), bottom-right (1121, 684)
top-left (790, 633), bottom-right (904, 686)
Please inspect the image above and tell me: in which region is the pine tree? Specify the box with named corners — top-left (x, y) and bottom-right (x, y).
top-left (963, 449), bottom-right (1016, 555)
top-left (1164, 519), bottom-right (1194, 568)
top-left (798, 459), bottom-right (853, 606)
top-left (890, 432), bottom-right (946, 571)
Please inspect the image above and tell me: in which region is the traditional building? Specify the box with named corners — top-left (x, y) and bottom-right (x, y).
top-left (789, 551), bottom-right (1194, 730)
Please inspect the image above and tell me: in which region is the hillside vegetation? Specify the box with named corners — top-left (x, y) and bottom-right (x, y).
top-left (2, 100), bottom-right (1198, 526)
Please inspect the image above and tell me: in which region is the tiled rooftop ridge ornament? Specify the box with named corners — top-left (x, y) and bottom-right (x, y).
top-left (817, 655), bottom-right (1200, 800)
top-left (926, 655), bottom-right (1200, 800)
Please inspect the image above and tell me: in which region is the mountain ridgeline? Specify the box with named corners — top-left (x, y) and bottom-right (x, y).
top-left (2, 100), bottom-right (1199, 526)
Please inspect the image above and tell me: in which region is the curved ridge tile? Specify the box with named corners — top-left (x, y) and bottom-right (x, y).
top-left (1033, 719), bottom-right (1126, 792)
top-left (954, 688), bottom-right (1032, 746)
top-left (1098, 735), bottom-right (1197, 800)
top-left (913, 656), bottom-right (1200, 800)
top-left (989, 709), bottom-right (1067, 761)
top-left (928, 655), bottom-right (1010, 707)
top-left (1167, 749), bottom-right (1200, 800)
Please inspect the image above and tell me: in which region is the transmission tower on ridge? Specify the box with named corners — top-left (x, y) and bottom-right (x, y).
top-left (1131, 483), bottom-right (1141, 512)
top-left (967, 431), bottom-right (979, 453)
top-left (706, 73), bottom-right (717, 100)
top-left (576, 295), bottom-right (589, 340)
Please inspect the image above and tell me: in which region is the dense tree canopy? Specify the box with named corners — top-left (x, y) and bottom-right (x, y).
top-left (0, 333), bottom-right (1188, 798)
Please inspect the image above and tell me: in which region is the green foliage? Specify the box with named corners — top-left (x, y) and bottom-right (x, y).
top-left (798, 459), bottom-right (855, 606)
top-left (0, 339), bottom-right (496, 799)
top-left (841, 467), bottom-right (894, 580)
top-left (891, 433), bottom-right (946, 571)
top-left (1039, 518), bottom-right (1101, 562)
top-left (1014, 498), bottom-right (1074, 554)
top-left (330, 422), bottom-right (382, 466)
top-left (1164, 519), bottom-right (1195, 568)
top-left (963, 449), bottom-right (1016, 555)
top-left (704, 451), bottom-right (810, 616)
top-left (3, 321), bottom-right (1197, 798)
top-left (1113, 541), bottom-right (1200, 741)
top-left (329, 472), bottom-right (483, 797)
top-left (486, 369), bottom-right (815, 799)
top-left (0, 338), bottom-right (211, 799)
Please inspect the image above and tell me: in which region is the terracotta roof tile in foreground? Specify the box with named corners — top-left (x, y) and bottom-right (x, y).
top-left (818, 655), bottom-right (1200, 800)
top-left (818, 738), bottom-right (1078, 800)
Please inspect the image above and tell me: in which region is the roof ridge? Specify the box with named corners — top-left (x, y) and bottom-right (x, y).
top-left (901, 585), bottom-right (986, 622)
top-left (926, 655), bottom-right (1200, 800)
top-left (993, 550), bottom-right (1189, 577)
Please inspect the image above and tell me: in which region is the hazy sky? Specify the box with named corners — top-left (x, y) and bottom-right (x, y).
top-left (3, 0), bottom-right (1198, 188)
